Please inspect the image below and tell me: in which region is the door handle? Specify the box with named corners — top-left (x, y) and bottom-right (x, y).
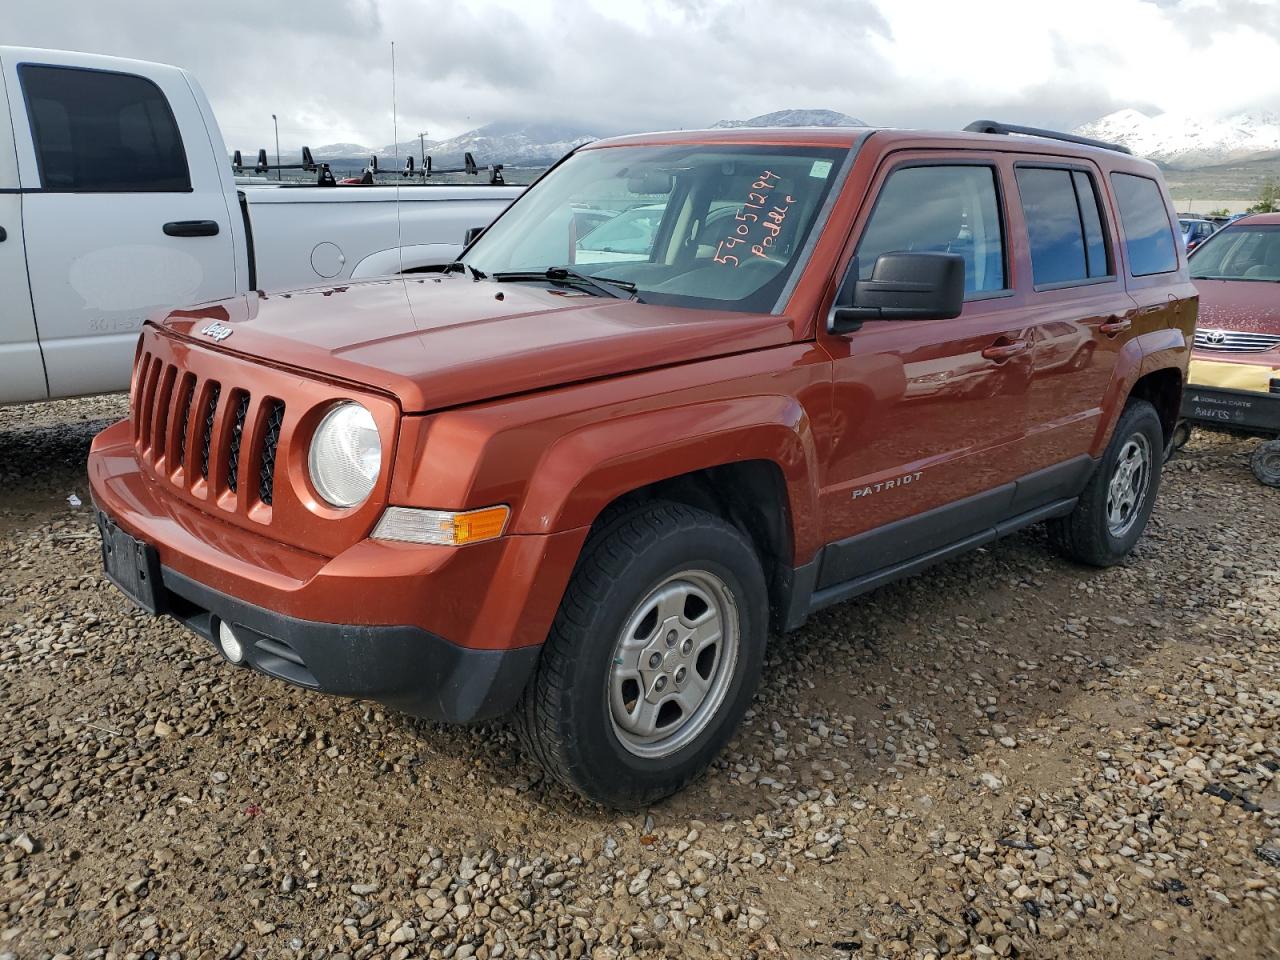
top-left (0, 226), bottom-right (6, 242)
top-left (1100, 316), bottom-right (1132, 336)
top-left (163, 220), bottom-right (220, 238)
top-left (981, 339), bottom-right (1028, 362)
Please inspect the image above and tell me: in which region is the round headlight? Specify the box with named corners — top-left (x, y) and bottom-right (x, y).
top-left (308, 402), bottom-right (382, 508)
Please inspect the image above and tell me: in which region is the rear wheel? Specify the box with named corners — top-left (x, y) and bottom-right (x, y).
top-left (1251, 438), bottom-right (1280, 487)
top-left (1049, 399), bottom-right (1164, 566)
top-left (516, 501), bottom-right (767, 807)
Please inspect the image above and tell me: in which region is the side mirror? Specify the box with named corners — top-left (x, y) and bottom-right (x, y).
top-left (463, 226), bottom-right (485, 247)
top-left (829, 252), bottom-right (965, 334)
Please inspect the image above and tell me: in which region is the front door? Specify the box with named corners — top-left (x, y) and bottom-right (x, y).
top-left (818, 156), bottom-right (1036, 588)
top-left (3, 54), bottom-right (238, 398)
top-left (0, 57), bottom-right (45, 403)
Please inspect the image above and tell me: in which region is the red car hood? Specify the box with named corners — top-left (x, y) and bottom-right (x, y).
top-left (157, 276), bottom-right (794, 413)
top-left (1195, 278), bottom-right (1280, 335)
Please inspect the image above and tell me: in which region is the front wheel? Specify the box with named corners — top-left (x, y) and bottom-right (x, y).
top-left (516, 502), bottom-right (768, 808)
top-left (1049, 399), bottom-right (1164, 567)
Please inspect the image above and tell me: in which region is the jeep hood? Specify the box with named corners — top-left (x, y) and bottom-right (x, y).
top-left (157, 276), bottom-right (795, 412)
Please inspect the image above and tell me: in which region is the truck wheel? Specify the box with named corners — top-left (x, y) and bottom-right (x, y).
top-left (516, 501), bottom-right (767, 808)
top-left (1048, 399), bottom-right (1164, 567)
top-left (1251, 439), bottom-right (1280, 487)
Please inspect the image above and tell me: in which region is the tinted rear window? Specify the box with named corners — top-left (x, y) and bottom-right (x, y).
top-left (20, 64), bottom-right (190, 192)
top-left (1015, 167), bottom-right (1111, 286)
top-left (1110, 173), bottom-right (1178, 276)
top-left (1073, 171), bottom-right (1109, 277)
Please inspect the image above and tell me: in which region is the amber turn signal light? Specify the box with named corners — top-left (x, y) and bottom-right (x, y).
top-left (371, 505), bottom-right (510, 545)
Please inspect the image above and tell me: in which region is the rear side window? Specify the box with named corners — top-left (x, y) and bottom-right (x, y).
top-left (1015, 167), bottom-right (1111, 286)
top-left (1110, 173), bottom-right (1178, 276)
top-left (857, 165), bottom-right (1006, 296)
top-left (20, 64), bottom-right (190, 192)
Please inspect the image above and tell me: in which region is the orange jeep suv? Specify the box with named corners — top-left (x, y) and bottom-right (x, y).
top-left (90, 121), bottom-right (1196, 806)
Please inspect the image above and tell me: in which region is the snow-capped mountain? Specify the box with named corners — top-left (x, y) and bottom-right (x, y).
top-left (398, 122), bottom-right (596, 168)
top-left (312, 142), bottom-right (379, 160)
top-left (1073, 109), bottom-right (1280, 168)
top-left (304, 109), bottom-right (868, 171)
top-left (713, 109), bottom-right (868, 129)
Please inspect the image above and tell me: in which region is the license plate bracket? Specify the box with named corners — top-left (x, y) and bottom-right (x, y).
top-left (96, 512), bottom-right (165, 614)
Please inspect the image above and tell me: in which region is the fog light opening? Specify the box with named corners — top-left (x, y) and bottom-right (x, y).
top-left (218, 620), bottom-right (245, 665)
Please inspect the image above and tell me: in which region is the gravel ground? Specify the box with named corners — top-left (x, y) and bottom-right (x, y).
top-left (1, 396), bottom-right (1278, 960)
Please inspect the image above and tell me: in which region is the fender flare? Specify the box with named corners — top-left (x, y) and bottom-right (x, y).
top-left (1090, 328), bottom-right (1187, 456)
top-left (512, 393), bottom-right (823, 564)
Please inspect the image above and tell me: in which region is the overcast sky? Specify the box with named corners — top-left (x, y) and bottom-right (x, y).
top-left (7, 0), bottom-right (1280, 152)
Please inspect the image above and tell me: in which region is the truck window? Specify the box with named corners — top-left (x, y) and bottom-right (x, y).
top-left (1110, 173), bottom-right (1178, 276)
top-left (1015, 167), bottom-right (1111, 286)
top-left (19, 64), bottom-right (191, 192)
top-left (856, 164), bottom-right (1006, 296)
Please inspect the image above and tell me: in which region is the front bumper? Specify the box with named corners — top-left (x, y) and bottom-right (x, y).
top-left (1182, 356), bottom-right (1280, 435)
top-left (93, 503), bottom-right (538, 722)
top-left (88, 418), bottom-right (588, 722)
top-left (154, 561), bottom-right (538, 722)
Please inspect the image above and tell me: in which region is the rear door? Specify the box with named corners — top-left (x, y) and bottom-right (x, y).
top-left (1010, 159), bottom-right (1136, 471)
top-left (3, 51), bottom-right (237, 398)
top-left (0, 54), bottom-right (46, 403)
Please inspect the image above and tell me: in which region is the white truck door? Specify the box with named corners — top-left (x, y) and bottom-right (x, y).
top-left (0, 54), bottom-right (47, 403)
top-left (3, 50), bottom-right (238, 398)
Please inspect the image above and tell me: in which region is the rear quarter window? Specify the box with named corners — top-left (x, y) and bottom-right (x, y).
top-left (1110, 173), bottom-right (1178, 276)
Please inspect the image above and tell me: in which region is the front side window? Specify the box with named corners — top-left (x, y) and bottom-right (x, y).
top-left (1111, 173), bottom-right (1178, 276)
top-left (1015, 167), bottom-right (1111, 286)
top-left (1190, 224), bottom-right (1280, 282)
top-left (855, 165), bottom-right (1006, 296)
top-left (464, 143), bottom-right (848, 313)
top-left (20, 64), bottom-right (190, 192)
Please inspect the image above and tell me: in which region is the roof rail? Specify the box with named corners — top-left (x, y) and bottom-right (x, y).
top-left (963, 120), bottom-right (1132, 155)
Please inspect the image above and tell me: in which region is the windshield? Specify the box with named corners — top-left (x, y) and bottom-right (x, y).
top-left (1190, 224), bottom-right (1280, 281)
top-left (463, 143), bottom-right (849, 313)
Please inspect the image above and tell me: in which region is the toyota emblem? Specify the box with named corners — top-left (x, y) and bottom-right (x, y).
top-left (1204, 329), bottom-right (1227, 345)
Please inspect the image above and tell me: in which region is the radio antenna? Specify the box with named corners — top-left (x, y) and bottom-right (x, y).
top-left (391, 41), bottom-right (404, 277)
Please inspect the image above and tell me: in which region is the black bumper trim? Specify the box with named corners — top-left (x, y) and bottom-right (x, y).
top-left (160, 568), bottom-right (540, 724)
top-left (1181, 384), bottom-right (1280, 435)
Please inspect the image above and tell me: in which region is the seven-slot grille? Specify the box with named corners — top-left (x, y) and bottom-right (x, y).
top-left (131, 351), bottom-right (284, 516)
top-left (1194, 328), bottom-right (1280, 353)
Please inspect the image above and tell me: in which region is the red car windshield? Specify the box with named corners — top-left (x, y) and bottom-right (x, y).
top-left (1191, 224), bottom-right (1280, 282)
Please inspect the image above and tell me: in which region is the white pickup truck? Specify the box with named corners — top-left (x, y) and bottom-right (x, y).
top-left (0, 47), bottom-right (523, 404)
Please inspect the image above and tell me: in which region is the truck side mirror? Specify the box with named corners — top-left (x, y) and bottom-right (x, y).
top-left (464, 227), bottom-right (485, 247)
top-left (829, 252), bottom-right (965, 334)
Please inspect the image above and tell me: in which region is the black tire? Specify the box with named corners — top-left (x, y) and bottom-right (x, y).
top-left (1164, 419), bottom-right (1192, 463)
top-left (515, 501), bottom-right (768, 808)
top-left (1251, 438), bottom-right (1280, 487)
top-left (1048, 399), bottom-right (1164, 567)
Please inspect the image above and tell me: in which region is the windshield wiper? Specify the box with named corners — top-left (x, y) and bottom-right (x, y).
top-left (444, 260), bottom-right (487, 280)
top-left (1192, 275), bottom-right (1277, 282)
top-left (491, 267), bottom-right (640, 301)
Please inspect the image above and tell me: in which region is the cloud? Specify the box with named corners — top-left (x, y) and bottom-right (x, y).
top-left (4, 0), bottom-right (1279, 151)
